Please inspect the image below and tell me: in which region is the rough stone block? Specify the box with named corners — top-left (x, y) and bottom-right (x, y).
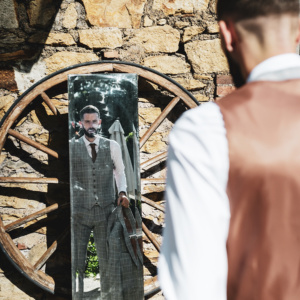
top-left (143, 16), bottom-right (153, 27)
top-left (153, 0), bottom-right (210, 15)
top-left (182, 25), bottom-right (205, 43)
top-left (44, 52), bottom-right (99, 74)
top-left (174, 77), bottom-right (206, 90)
top-left (103, 50), bottom-right (119, 59)
top-left (139, 107), bottom-right (162, 125)
top-left (45, 33), bottom-right (76, 46)
top-left (194, 93), bottom-right (209, 102)
top-left (194, 74), bottom-right (213, 80)
top-left (0, 32), bottom-right (25, 45)
top-left (63, 3), bottom-right (77, 29)
top-left (0, 95), bottom-right (15, 120)
top-left (79, 28), bottom-right (123, 49)
top-left (27, 0), bottom-right (58, 28)
top-left (207, 22), bottom-right (219, 33)
top-left (143, 56), bottom-right (190, 74)
top-left (82, 0), bottom-right (147, 28)
top-left (140, 132), bottom-right (167, 153)
top-left (0, 0), bottom-right (18, 29)
top-left (185, 39), bottom-right (229, 73)
top-left (157, 19), bottom-right (167, 25)
top-left (129, 26), bottom-right (180, 53)
top-left (174, 21), bottom-right (190, 28)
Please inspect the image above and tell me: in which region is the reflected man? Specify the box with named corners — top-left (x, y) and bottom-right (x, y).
top-left (70, 105), bottom-right (129, 299)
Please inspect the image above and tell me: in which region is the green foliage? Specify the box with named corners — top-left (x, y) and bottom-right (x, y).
top-left (126, 131), bottom-right (134, 142)
top-left (85, 232), bottom-right (99, 277)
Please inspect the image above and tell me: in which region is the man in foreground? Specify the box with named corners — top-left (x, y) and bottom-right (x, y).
top-left (159, 1), bottom-right (300, 299)
top-left (70, 105), bottom-right (129, 298)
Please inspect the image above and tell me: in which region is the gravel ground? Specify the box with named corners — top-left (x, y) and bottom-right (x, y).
top-left (74, 275), bottom-right (165, 299)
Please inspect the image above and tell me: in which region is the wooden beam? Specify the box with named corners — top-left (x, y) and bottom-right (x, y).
top-left (4, 203), bottom-right (59, 232)
top-left (0, 177), bottom-right (59, 184)
top-left (140, 152), bottom-right (167, 171)
top-left (142, 222), bottom-right (160, 252)
top-left (140, 96), bottom-right (180, 148)
top-left (40, 92), bottom-right (58, 116)
top-left (8, 129), bottom-right (59, 158)
top-left (0, 218), bottom-right (55, 293)
top-left (141, 178), bottom-right (166, 184)
top-left (34, 228), bottom-right (69, 271)
top-left (142, 196), bottom-right (164, 212)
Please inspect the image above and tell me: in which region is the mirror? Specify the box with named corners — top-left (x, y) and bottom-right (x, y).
top-left (68, 74), bottom-right (143, 300)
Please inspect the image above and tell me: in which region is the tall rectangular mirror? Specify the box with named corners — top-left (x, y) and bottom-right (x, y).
top-left (68, 74), bottom-right (143, 300)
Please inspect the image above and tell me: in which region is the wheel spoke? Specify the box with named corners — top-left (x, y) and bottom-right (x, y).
top-left (8, 129), bottom-right (59, 158)
top-left (34, 228), bottom-right (69, 271)
top-left (140, 96), bottom-right (181, 148)
top-left (141, 178), bottom-right (166, 184)
top-left (141, 196), bottom-right (164, 212)
top-left (4, 203), bottom-right (64, 232)
top-left (142, 222), bottom-right (160, 252)
top-left (140, 152), bottom-right (167, 171)
top-left (40, 92), bottom-right (58, 116)
top-left (0, 177), bottom-right (59, 184)
top-left (112, 64), bottom-right (198, 109)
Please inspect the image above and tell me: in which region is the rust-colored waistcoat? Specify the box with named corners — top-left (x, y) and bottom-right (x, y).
top-left (218, 79), bottom-right (300, 300)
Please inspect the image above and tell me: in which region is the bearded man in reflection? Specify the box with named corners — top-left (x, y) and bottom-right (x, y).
top-left (69, 105), bottom-right (129, 299)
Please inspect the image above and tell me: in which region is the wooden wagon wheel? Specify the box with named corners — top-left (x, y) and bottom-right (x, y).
top-left (0, 61), bottom-right (198, 297)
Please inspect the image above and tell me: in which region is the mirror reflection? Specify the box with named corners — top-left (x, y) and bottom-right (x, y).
top-left (68, 74), bottom-right (143, 300)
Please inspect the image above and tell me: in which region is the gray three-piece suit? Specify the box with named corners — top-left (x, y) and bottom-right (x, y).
top-left (69, 135), bottom-right (143, 300)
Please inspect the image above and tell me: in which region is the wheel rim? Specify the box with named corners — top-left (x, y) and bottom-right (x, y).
top-left (0, 61), bottom-right (199, 296)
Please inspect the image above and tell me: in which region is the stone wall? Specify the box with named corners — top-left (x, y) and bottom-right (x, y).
top-left (0, 0), bottom-right (232, 299)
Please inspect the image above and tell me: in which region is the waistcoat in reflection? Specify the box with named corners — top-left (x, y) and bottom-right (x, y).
top-left (218, 78), bottom-right (300, 300)
top-left (70, 136), bottom-right (115, 209)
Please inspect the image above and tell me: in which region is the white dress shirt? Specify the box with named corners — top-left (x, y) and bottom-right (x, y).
top-left (82, 135), bottom-right (127, 194)
top-left (158, 53), bottom-right (300, 300)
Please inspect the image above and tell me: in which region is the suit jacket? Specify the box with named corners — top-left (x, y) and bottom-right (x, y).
top-left (106, 206), bottom-right (143, 300)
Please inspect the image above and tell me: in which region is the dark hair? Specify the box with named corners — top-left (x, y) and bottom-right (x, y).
top-left (80, 105), bottom-right (100, 120)
top-left (217, 0), bottom-right (299, 21)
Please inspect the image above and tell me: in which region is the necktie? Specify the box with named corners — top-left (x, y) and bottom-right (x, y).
top-left (90, 143), bottom-right (97, 163)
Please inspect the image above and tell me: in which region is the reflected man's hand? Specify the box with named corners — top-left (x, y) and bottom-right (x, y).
top-left (117, 192), bottom-right (129, 208)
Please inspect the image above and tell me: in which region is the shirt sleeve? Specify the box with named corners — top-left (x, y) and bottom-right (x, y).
top-left (158, 102), bottom-right (230, 300)
top-left (110, 140), bottom-right (127, 194)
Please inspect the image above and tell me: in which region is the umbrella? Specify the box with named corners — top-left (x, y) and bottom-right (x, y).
top-left (108, 120), bottom-right (136, 200)
top-left (132, 125), bottom-right (141, 206)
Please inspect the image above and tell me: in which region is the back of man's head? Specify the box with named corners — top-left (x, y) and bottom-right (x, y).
top-left (217, 0), bottom-right (299, 21)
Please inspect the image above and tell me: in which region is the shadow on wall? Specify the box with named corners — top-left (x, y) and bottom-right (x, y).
top-left (0, 81), bottom-right (72, 298)
top-left (0, 0), bottom-right (63, 73)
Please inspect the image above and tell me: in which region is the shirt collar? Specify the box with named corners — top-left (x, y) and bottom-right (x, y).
top-left (83, 135), bottom-right (100, 147)
top-left (247, 53), bottom-right (300, 82)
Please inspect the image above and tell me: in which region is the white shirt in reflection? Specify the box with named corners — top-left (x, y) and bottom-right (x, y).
top-left (82, 135), bottom-right (127, 194)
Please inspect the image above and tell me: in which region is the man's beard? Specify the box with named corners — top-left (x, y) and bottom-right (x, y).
top-left (83, 127), bottom-right (97, 138)
top-left (224, 49), bottom-right (246, 88)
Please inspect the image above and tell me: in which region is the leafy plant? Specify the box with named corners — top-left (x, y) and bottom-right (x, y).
top-left (85, 232), bottom-right (99, 277)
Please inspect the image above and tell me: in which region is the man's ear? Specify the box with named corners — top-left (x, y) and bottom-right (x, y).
top-left (78, 121), bottom-right (82, 128)
top-left (219, 20), bottom-right (236, 53)
top-left (98, 119), bottom-right (102, 125)
top-left (296, 18), bottom-right (300, 45)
